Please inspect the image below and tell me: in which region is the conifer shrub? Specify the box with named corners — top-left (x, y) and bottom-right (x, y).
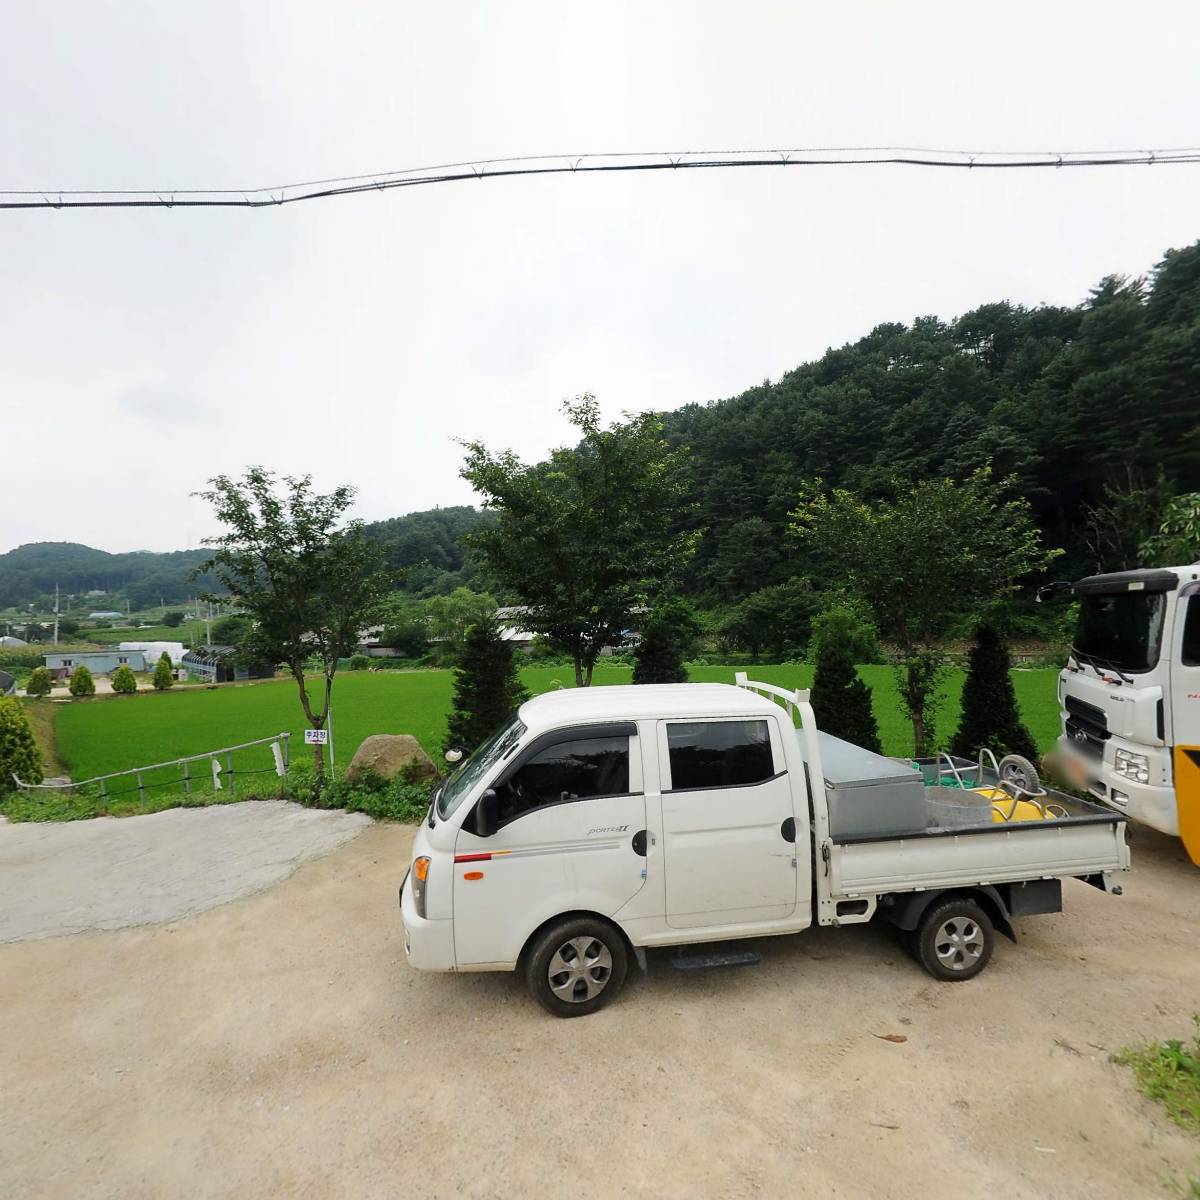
top-left (25, 667), bottom-right (52, 698)
top-left (111, 664), bottom-right (139, 695)
top-left (444, 618), bottom-right (530, 754)
top-left (68, 664), bottom-right (96, 697)
top-left (152, 653), bottom-right (175, 691)
top-left (811, 639), bottom-right (882, 753)
top-left (0, 696), bottom-right (43, 793)
top-left (950, 622), bottom-right (1039, 760)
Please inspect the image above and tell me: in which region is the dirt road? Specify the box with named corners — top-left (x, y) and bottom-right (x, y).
top-left (2, 821), bottom-right (1197, 1199)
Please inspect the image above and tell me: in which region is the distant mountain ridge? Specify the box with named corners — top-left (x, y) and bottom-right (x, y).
top-left (0, 507), bottom-right (490, 610)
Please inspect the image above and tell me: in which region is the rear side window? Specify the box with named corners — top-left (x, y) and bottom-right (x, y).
top-left (666, 720), bottom-right (775, 791)
top-left (1183, 597), bottom-right (1200, 666)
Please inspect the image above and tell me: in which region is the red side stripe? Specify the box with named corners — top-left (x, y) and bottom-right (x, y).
top-left (454, 852), bottom-right (492, 863)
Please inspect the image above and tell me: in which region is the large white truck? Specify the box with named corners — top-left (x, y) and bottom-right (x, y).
top-left (1056, 565), bottom-right (1200, 866)
top-left (400, 676), bottom-right (1129, 1015)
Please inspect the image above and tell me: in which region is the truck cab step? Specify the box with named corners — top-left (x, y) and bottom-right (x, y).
top-left (670, 948), bottom-right (761, 971)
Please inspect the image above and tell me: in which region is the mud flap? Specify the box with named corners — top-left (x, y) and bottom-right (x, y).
top-left (1175, 748), bottom-right (1200, 867)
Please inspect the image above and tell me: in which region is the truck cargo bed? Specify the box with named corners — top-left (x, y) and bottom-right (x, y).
top-left (828, 788), bottom-right (1129, 897)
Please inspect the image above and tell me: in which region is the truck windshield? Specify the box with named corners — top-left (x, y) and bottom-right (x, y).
top-left (437, 717), bottom-right (526, 820)
top-left (1073, 592), bottom-right (1166, 674)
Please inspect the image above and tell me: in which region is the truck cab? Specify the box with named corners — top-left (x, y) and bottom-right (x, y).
top-left (1057, 565), bottom-right (1200, 864)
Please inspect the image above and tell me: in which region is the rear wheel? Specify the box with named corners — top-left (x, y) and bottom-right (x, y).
top-left (524, 916), bottom-right (628, 1017)
top-left (915, 898), bottom-right (994, 981)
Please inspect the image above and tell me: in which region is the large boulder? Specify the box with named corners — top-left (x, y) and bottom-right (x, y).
top-left (346, 734), bottom-right (438, 784)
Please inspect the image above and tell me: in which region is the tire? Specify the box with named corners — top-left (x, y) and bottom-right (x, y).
top-left (997, 753), bottom-right (1040, 795)
top-left (914, 898), bottom-right (995, 982)
top-left (524, 916), bottom-right (629, 1018)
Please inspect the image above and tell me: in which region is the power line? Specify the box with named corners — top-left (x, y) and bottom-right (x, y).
top-left (3, 145), bottom-right (1198, 211)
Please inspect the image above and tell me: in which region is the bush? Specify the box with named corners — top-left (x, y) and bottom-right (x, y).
top-left (279, 765), bottom-right (434, 822)
top-left (0, 696), bottom-right (43, 793)
top-left (152, 652), bottom-right (175, 691)
top-left (950, 622), bottom-right (1038, 761)
top-left (68, 664), bottom-right (95, 697)
top-left (111, 664), bottom-right (138, 694)
top-left (161, 611), bottom-right (185, 628)
top-left (810, 640), bottom-right (882, 753)
top-left (445, 618), bottom-right (530, 753)
top-left (24, 667), bottom-right (52, 698)
top-left (348, 654), bottom-right (372, 671)
top-left (807, 603), bottom-right (881, 665)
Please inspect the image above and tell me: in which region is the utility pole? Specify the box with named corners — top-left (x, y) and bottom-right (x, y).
top-left (53, 583), bottom-right (59, 645)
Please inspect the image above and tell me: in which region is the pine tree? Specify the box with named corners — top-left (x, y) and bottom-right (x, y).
top-left (632, 624), bottom-right (688, 683)
top-left (24, 667), bottom-right (52, 698)
top-left (0, 696), bottom-right (43, 792)
top-left (951, 622), bottom-right (1039, 761)
top-left (111, 664), bottom-right (138, 695)
top-left (633, 597), bottom-right (697, 684)
top-left (153, 652), bottom-right (175, 691)
top-left (811, 640), bottom-right (882, 753)
top-left (68, 664), bottom-right (95, 697)
top-left (444, 619), bottom-right (531, 754)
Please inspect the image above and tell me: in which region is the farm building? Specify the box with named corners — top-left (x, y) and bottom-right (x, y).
top-left (88, 610), bottom-right (125, 619)
top-left (182, 645), bottom-right (275, 684)
top-left (42, 649), bottom-right (147, 680)
top-left (0, 670), bottom-right (15, 696)
top-left (119, 640), bottom-right (186, 666)
top-left (1, 635), bottom-right (29, 647)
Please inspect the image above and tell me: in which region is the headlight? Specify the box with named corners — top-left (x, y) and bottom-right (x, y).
top-left (411, 856), bottom-right (431, 918)
top-left (1113, 749), bottom-right (1150, 785)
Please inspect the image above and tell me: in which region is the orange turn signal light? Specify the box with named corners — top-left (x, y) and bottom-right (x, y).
top-left (463, 870), bottom-right (484, 881)
top-left (413, 856), bottom-right (431, 882)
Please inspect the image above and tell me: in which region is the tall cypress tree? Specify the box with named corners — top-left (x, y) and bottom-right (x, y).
top-left (811, 640), bottom-right (882, 753)
top-left (444, 618), bottom-right (530, 754)
top-left (950, 622), bottom-right (1039, 760)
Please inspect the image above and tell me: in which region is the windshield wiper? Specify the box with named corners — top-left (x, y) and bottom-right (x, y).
top-left (1070, 646), bottom-right (1133, 685)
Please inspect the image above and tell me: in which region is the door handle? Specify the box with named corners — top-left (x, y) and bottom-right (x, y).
top-left (632, 830), bottom-right (647, 856)
top-left (780, 817), bottom-right (796, 842)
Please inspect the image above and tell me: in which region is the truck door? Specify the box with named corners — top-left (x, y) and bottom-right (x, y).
top-left (1173, 588), bottom-right (1200, 865)
top-left (452, 723), bottom-right (648, 966)
top-left (657, 716), bottom-right (798, 930)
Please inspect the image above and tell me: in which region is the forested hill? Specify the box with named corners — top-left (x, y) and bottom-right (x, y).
top-left (662, 240), bottom-right (1200, 601)
top-left (5, 240), bottom-right (1197, 613)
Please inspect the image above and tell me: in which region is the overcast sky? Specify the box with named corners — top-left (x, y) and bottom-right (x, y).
top-left (2, 1), bottom-right (1198, 554)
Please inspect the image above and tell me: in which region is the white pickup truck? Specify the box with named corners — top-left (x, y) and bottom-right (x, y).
top-left (399, 676), bottom-right (1130, 1016)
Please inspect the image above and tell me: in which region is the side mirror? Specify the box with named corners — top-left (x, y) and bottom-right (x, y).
top-left (475, 788), bottom-right (498, 838)
top-left (445, 747), bottom-right (464, 764)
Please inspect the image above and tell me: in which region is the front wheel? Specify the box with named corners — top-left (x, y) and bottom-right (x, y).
top-left (914, 899), bottom-right (995, 981)
top-left (524, 917), bottom-right (629, 1017)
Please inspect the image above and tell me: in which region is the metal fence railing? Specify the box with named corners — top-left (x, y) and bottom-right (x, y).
top-left (12, 732), bottom-right (291, 804)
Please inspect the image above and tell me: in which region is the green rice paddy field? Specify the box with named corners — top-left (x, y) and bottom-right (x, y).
top-left (50, 663), bottom-right (1062, 786)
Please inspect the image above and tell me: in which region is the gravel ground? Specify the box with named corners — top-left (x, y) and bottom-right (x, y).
top-left (0, 801), bottom-right (371, 942)
top-left (1, 819), bottom-right (1197, 1199)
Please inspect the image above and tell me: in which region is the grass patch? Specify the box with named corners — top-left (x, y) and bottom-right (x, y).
top-left (85, 621), bottom-right (206, 645)
top-left (19, 698), bottom-right (68, 778)
top-left (1114, 1017), bottom-right (1200, 1134)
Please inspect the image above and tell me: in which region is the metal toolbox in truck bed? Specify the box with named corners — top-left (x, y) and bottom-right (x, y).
top-left (798, 731), bottom-right (926, 839)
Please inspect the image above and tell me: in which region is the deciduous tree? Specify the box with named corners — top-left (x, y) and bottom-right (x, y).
top-left (791, 468), bottom-right (1056, 755)
top-left (196, 467), bottom-right (392, 776)
top-left (461, 395), bottom-right (694, 686)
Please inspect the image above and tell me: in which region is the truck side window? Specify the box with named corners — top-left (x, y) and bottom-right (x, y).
top-left (496, 736), bottom-right (630, 825)
top-left (666, 720), bottom-right (775, 791)
top-left (1183, 597), bottom-right (1200, 666)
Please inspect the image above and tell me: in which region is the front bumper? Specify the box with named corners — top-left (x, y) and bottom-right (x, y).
top-left (1057, 738), bottom-right (1179, 837)
top-left (399, 868), bottom-right (456, 972)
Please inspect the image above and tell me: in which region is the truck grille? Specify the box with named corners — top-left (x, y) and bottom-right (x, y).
top-left (1064, 695), bottom-right (1109, 760)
